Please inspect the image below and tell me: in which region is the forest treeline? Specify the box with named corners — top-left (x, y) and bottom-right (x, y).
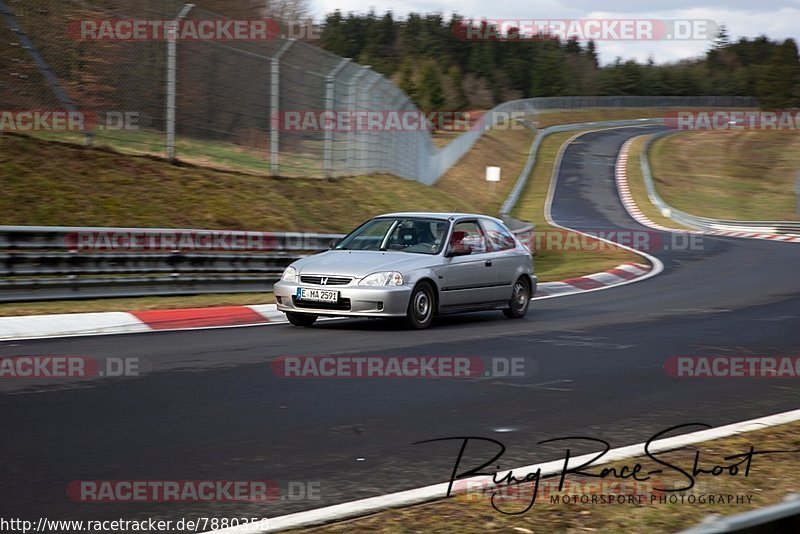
top-left (318, 11), bottom-right (800, 110)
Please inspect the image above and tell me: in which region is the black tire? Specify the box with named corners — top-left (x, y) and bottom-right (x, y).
top-left (503, 277), bottom-right (531, 319)
top-left (285, 311), bottom-right (318, 327)
top-left (405, 282), bottom-right (435, 329)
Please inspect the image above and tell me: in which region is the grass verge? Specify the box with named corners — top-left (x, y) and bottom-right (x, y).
top-left (298, 419), bottom-right (800, 533)
top-left (649, 130), bottom-right (800, 221)
top-left (435, 127), bottom-right (534, 215)
top-left (0, 134), bottom-right (481, 233)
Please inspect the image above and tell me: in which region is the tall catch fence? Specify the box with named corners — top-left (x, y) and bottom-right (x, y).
top-left (1, 1), bottom-right (759, 182)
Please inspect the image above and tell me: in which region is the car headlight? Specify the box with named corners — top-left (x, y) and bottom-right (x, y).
top-left (359, 271), bottom-right (404, 286)
top-left (281, 266), bottom-right (298, 283)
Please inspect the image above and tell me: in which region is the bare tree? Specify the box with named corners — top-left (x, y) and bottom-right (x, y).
top-left (192, 0), bottom-right (310, 22)
top-left (262, 0), bottom-right (311, 23)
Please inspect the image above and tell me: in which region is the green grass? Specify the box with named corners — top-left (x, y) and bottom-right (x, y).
top-left (27, 129), bottom-right (329, 177)
top-left (0, 133), bottom-right (485, 233)
top-left (649, 130), bottom-right (800, 221)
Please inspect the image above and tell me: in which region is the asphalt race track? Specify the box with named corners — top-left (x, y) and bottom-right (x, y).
top-left (2, 126), bottom-right (800, 527)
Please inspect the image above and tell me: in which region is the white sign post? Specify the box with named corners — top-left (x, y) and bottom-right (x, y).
top-left (486, 166), bottom-right (501, 200)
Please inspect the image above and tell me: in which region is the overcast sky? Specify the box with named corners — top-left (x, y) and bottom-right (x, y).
top-left (309, 0), bottom-right (800, 65)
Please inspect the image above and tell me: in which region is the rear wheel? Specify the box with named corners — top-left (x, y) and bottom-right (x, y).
top-left (286, 311), bottom-right (318, 327)
top-left (405, 282), bottom-right (435, 329)
top-left (503, 277), bottom-right (531, 319)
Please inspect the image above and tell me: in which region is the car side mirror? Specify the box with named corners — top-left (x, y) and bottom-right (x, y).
top-left (447, 244), bottom-right (472, 257)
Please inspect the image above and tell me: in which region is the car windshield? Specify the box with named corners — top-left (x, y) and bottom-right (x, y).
top-left (335, 217), bottom-right (449, 255)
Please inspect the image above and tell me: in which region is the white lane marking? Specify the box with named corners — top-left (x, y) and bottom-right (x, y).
top-left (583, 271), bottom-right (628, 285)
top-left (0, 312), bottom-right (150, 341)
top-left (616, 263), bottom-right (650, 275)
top-left (247, 304), bottom-right (286, 322)
top-left (209, 407), bottom-right (800, 533)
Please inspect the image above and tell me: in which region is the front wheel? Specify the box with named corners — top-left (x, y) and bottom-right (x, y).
top-left (503, 277), bottom-right (531, 319)
top-left (405, 283), bottom-right (435, 329)
top-left (285, 311), bottom-right (318, 327)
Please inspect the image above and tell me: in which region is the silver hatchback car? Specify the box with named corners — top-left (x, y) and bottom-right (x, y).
top-left (273, 213), bottom-right (536, 329)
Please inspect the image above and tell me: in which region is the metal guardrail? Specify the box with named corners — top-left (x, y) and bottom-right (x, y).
top-left (678, 493), bottom-right (800, 533)
top-left (0, 226), bottom-right (343, 302)
top-left (0, 226), bottom-right (343, 251)
top-left (500, 118), bottom-right (664, 216)
top-left (640, 131), bottom-right (800, 235)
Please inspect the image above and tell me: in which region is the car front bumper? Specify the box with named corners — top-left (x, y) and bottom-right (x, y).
top-left (273, 281), bottom-right (412, 318)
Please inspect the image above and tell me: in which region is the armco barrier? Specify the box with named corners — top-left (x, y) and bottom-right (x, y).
top-left (0, 226), bottom-right (343, 302)
top-left (640, 131), bottom-right (800, 235)
top-left (679, 493), bottom-right (800, 533)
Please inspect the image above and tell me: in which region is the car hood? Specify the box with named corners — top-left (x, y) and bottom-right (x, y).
top-left (292, 250), bottom-right (438, 278)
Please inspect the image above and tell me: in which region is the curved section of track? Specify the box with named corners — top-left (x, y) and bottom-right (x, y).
top-left (2, 126), bottom-right (799, 524)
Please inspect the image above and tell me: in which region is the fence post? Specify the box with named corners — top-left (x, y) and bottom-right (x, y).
top-left (165, 3), bottom-right (194, 161)
top-left (346, 67), bottom-right (370, 171)
top-left (269, 39), bottom-right (295, 175)
top-left (323, 58), bottom-right (351, 179)
top-left (359, 73), bottom-right (382, 173)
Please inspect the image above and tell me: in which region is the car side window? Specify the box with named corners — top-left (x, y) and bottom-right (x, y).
top-left (451, 221), bottom-right (487, 254)
top-left (481, 219), bottom-right (517, 251)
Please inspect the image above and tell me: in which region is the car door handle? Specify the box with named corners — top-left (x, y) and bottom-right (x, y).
top-left (485, 260), bottom-right (492, 267)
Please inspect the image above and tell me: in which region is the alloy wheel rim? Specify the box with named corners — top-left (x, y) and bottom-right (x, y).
top-left (414, 291), bottom-right (430, 320)
top-left (514, 282), bottom-right (527, 308)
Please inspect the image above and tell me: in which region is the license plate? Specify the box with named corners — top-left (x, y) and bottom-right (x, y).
top-left (296, 287), bottom-right (338, 303)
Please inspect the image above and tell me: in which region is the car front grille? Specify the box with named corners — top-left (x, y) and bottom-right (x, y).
top-left (292, 296), bottom-right (352, 311)
top-left (299, 275), bottom-right (352, 286)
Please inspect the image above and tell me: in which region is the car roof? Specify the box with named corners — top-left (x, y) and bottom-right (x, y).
top-left (377, 212), bottom-right (503, 223)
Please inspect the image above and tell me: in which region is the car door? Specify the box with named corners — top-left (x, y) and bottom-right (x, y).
top-left (437, 220), bottom-right (498, 308)
top-left (480, 218), bottom-right (522, 302)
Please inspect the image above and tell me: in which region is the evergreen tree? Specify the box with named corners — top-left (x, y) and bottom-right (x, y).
top-left (757, 39), bottom-right (800, 108)
top-left (447, 65), bottom-right (469, 109)
top-left (418, 62), bottom-right (445, 110)
top-left (398, 60), bottom-right (417, 101)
